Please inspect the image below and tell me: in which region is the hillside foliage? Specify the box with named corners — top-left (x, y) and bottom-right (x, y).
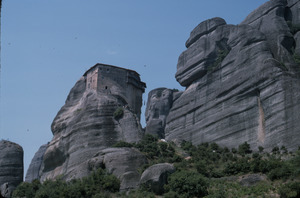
top-left (13, 134), bottom-right (300, 198)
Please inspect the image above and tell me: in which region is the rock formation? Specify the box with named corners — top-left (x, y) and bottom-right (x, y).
top-left (25, 143), bottom-right (48, 182)
top-left (139, 163), bottom-right (175, 194)
top-left (88, 148), bottom-right (148, 191)
top-left (161, 0), bottom-right (300, 151)
top-left (145, 88), bottom-right (182, 138)
top-left (35, 63), bottom-right (146, 181)
top-left (0, 140), bottom-right (23, 198)
top-left (25, 0), bottom-right (300, 193)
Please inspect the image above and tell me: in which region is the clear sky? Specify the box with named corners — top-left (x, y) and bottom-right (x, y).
top-left (1, 0), bottom-right (269, 178)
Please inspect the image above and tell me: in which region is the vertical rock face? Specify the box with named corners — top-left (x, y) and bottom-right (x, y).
top-left (37, 63), bottom-right (146, 181)
top-left (164, 0), bottom-right (300, 151)
top-left (0, 140), bottom-right (23, 197)
top-left (145, 88), bottom-right (182, 138)
top-left (25, 143), bottom-right (48, 182)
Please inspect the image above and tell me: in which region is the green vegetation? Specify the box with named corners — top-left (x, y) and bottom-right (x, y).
top-left (113, 107), bottom-right (124, 120)
top-left (208, 49), bottom-right (229, 72)
top-left (12, 168), bottom-right (120, 198)
top-left (293, 52), bottom-right (300, 64)
top-left (113, 134), bottom-right (180, 172)
top-left (13, 135), bottom-right (300, 197)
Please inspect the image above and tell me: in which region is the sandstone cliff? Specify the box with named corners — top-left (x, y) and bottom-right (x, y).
top-left (162, 0), bottom-right (300, 151)
top-left (0, 140), bottom-right (23, 198)
top-left (36, 64), bottom-right (146, 181)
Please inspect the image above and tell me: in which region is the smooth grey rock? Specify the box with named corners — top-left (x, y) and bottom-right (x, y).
top-left (185, 17), bottom-right (226, 48)
top-left (239, 174), bottom-right (266, 187)
top-left (145, 88), bottom-right (177, 138)
top-left (241, 0), bottom-right (295, 67)
top-left (287, 0), bottom-right (300, 26)
top-left (25, 143), bottom-right (48, 182)
top-left (140, 163), bottom-right (175, 195)
top-left (1, 183), bottom-right (12, 198)
top-left (0, 141), bottom-right (23, 198)
top-left (294, 31), bottom-right (300, 55)
top-left (176, 21), bottom-right (234, 87)
top-left (89, 148), bottom-right (148, 191)
top-left (166, 14), bottom-right (300, 152)
top-left (38, 64), bottom-right (145, 181)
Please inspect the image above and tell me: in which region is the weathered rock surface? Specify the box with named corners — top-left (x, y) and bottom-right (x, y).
top-left (241, 0), bottom-right (296, 68)
top-left (0, 141), bottom-right (23, 198)
top-left (287, 0), bottom-right (300, 55)
top-left (88, 148), bottom-right (148, 191)
top-left (239, 174), bottom-right (267, 187)
top-left (25, 143), bottom-right (48, 182)
top-left (145, 88), bottom-right (182, 138)
top-left (140, 163), bottom-right (175, 194)
top-left (1, 183), bottom-right (11, 198)
top-left (164, 0), bottom-right (300, 151)
top-left (37, 64), bottom-right (145, 181)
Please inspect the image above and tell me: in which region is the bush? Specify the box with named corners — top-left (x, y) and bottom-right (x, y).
top-left (12, 180), bottom-right (41, 198)
top-left (238, 142), bottom-right (252, 155)
top-left (113, 107), bottom-right (124, 119)
top-left (12, 168), bottom-right (119, 198)
top-left (272, 146), bottom-right (280, 155)
top-left (258, 146), bottom-right (264, 152)
top-left (279, 182), bottom-right (300, 198)
top-left (112, 141), bottom-right (134, 148)
top-left (165, 170), bottom-right (208, 197)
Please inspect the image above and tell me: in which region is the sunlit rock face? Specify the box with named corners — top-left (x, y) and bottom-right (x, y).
top-left (165, 0), bottom-right (300, 151)
top-left (37, 64), bottom-right (146, 181)
top-left (0, 140), bottom-right (23, 198)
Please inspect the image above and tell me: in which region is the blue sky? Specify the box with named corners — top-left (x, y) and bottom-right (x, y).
top-left (1, 0), bottom-right (269, 177)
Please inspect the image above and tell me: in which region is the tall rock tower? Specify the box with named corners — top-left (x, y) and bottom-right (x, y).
top-left (33, 63), bottom-right (146, 181)
top-left (163, 0), bottom-right (300, 151)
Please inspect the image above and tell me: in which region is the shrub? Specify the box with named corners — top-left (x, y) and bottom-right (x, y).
top-left (12, 180), bottom-right (41, 198)
top-left (293, 53), bottom-right (300, 64)
top-left (258, 146), bottom-right (264, 153)
top-left (12, 168), bottom-right (119, 198)
top-left (112, 141), bottom-right (134, 148)
top-left (113, 107), bottom-right (124, 119)
top-left (208, 49), bottom-right (229, 72)
top-left (165, 170), bottom-right (208, 197)
top-left (272, 146), bottom-right (280, 155)
top-left (238, 142), bottom-right (252, 155)
top-left (279, 182), bottom-right (300, 198)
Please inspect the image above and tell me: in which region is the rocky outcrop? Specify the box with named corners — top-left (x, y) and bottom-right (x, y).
top-left (88, 148), bottom-right (148, 191)
top-left (37, 64), bottom-right (145, 181)
top-left (239, 174), bottom-right (267, 187)
top-left (145, 88), bottom-right (182, 138)
top-left (140, 163), bottom-right (175, 194)
top-left (0, 141), bottom-right (23, 198)
top-left (164, 0), bottom-right (300, 151)
top-left (25, 143), bottom-right (48, 182)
